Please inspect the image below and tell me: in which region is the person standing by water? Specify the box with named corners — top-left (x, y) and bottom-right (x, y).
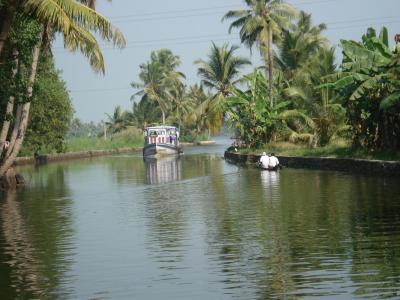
top-left (259, 152), bottom-right (270, 169)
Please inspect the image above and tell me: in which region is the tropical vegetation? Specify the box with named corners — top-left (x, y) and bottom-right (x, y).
top-left (0, 0), bottom-right (125, 184)
top-left (1, 0), bottom-right (399, 187)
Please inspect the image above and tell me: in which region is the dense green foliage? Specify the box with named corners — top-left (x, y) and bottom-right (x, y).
top-left (0, 16), bottom-right (73, 156)
top-left (226, 70), bottom-right (290, 148)
top-left (106, 5), bottom-right (399, 155)
top-left (22, 55), bottom-right (73, 155)
top-left (222, 5), bottom-right (399, 153)
top-left (322, 28), bottom-right (400, 150)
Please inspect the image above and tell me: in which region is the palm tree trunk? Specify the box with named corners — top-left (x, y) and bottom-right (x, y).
top-left (260, 30), bottom-right (270, 108)
top-left (0, 49), bottom-right (19, 156)
top-left (162, 110), bottom-right (165, 125)
top-left (268, 25), bottom-right (273, 108)
top-left (0, 31), bottom-right (41, 176)
top-left (5, 104), bottom-right (22, 158)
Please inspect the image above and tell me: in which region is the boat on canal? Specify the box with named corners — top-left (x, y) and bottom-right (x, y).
top-left (143, 125), bottom-right (182, 157)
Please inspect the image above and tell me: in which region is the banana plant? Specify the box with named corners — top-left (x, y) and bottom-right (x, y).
top-left (319, 26), bottom-right (400, 150)
top-left (225, 69), bottom-right (296, 148)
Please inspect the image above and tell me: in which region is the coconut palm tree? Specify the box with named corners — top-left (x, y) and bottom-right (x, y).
top-left (106, 105), bottom-right (133, 134)
top-left (195, 42), bottom-right (250, 134)
top-left (223, 0), bottom-right (297, 108)
top-left (284, 47), bottom-right (348, 147)
top-left (184, 84), bottom-right (212, 136)
top-left (132, 49), bottom-right (185, 125)
top-left (167, 81), bottom-right (194, 128)
top-left (0, 0), bottom-right (125, 181)
top-left (196, 43), bottom-right (251, 99)
top-left (0, 0), bottom-right (125, 61)
top-left (275, 11), bottom-right (328, 80)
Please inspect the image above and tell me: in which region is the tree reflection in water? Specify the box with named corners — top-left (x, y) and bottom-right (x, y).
top-left (1, 155), bottom-right (399, 299)
top-left (0, 165), bottom-right (74, 299)
top-left (0, 190), bottom-right (45, 299)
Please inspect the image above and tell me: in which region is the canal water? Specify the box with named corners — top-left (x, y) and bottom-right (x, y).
top-left (1, 140), bottom-right (400, 299)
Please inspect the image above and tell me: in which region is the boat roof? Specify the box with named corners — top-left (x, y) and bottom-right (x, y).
top-left (145, 126), bottom-right (177, 130)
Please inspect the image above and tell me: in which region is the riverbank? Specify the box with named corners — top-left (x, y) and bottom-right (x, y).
top-left (235, 142), bottom-right (400, 161)
top-left (224, 151), bottom-right (400, 176)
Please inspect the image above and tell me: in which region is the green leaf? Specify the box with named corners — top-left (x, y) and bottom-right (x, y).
top-left (379, 26), bottom-right (389, 47)
top-left (380, 91), bottom-right (400, 110)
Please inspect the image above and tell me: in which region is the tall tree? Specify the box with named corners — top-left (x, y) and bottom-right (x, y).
top-left (223, 0), bottom-right (297, 108)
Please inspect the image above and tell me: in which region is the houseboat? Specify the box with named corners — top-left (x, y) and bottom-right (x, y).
top-left (143, 125), bottom-right (182, 157)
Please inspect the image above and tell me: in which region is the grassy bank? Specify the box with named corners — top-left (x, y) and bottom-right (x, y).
top-left (66, 129), bottom-right (143, 153)
top-left (236, 140), bottom-right (400, 161)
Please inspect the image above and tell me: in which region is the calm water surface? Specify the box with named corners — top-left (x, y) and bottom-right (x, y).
top-left (1, 141), bottom-right (400, 299)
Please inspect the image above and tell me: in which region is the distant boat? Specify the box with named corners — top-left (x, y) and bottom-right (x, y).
top-left (143, 125), bottom-right (182, 157)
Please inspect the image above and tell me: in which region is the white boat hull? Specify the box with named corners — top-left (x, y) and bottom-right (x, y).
top-left (143, 143), bottom-right (181, 157)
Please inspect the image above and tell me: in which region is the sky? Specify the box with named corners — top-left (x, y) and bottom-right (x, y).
top-left (53, 0), bottom-right (400, 123)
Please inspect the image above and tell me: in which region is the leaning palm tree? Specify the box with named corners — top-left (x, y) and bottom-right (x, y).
top-left (195, 42), bottom-right (250, 134)
top-left (0, 0), bottom-right (125, 180)
top-left (223, 0), bottom-right (297, 108)
top-left (0, 0), bottom-right (124, 61)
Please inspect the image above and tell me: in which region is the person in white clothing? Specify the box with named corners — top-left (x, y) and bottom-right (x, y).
top-left (268, 153), bottom-right (280, 169)
top-left (259, 152), bottom-right (270, 169)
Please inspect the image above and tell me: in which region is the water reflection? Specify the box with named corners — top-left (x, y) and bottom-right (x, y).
top-left (0, 155), bottom-right (399, 299)
top-left (0, 165), bottom-right (74, 299)
top-left (144, 156), bottom-right (182, 185)
top-left (0, 190), bottom-right (45, 299)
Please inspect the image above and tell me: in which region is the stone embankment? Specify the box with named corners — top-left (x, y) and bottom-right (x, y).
top-left (224, 151), bottom-right (400, 176)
